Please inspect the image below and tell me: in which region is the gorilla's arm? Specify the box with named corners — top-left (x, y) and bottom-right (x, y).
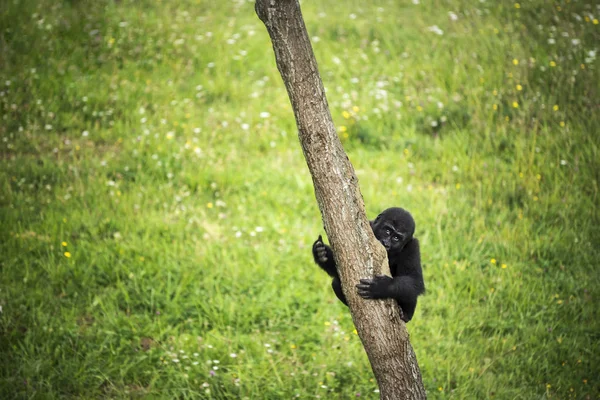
top-left (313, 236), bottom-right (348, 305)
top-left (355, 238), bottom-right (424, 321)
top-left (312, 235), bottom-right (337, 277)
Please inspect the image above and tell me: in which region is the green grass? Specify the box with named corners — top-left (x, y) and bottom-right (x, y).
top-left (1, 0), bottom-right (599, 398)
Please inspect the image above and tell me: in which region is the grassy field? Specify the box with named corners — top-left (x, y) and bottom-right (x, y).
top-left (1, 0), bottom-right (599, 398)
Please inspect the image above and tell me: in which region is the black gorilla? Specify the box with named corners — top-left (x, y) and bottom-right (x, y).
top-left (312, 207), bottom-right (424, 322)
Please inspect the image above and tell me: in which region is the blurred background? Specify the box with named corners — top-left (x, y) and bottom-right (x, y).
top-left (1, 0), bottom-right (598, 398)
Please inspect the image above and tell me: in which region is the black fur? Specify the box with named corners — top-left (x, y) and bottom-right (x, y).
top-left (312, 207), bottom-right (425, 322)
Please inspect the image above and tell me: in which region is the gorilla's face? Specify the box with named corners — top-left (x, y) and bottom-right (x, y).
top-left (371, 207), bottom-right (415, 256)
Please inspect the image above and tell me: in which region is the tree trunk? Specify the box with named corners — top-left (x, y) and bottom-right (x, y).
top-left (255, 1), bottom-right (427, 399)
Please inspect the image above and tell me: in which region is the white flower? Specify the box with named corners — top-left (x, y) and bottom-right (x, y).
top-left (547, 38), bottom-right (555, 44)
top-left (571, 39), bottom-right (580, 46)
top-left (448, 12), bottom-right (458, 21)
top-left (259, 111), bottom-right (270, 118)
top-left (427, 25), bottom-right (444, 35)
top-left (229, 353), bottom-right (237, 358)
top-left (82, 130), bottom-right (89, 137)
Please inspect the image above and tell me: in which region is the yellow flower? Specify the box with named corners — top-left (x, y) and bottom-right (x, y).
top-left (416, 105), bottom-right (423, 112)
top-left (339, 125), bottom-right (347, 133)
top-left (560, 121), bottom-right (565, 127)
top-left (61, 241), bottom-right (67, 247)
top-left (342, 111), bottom-right (350, 119)
top-left (501, 264), bottom-right (507, 269)
top-left (516, 84), bottom-right (523, 91)
top-left (512, 101), bottom-right (519, 108)
top-left (549, 61), bottom-right (556, 67)
top-left (290, 344), bottom-right (297, 349)
top-left (455, 183), bottom-right (461, 189)
top-left (546, 384), bottom-right (551, 389)
top-left (403, 148), bottom-right (410, 156)
top-left (493, 104), bottom-right (498, 111)
top-left (352, 106), bottom-right (360, 113)
top-left (512, 58), bottom-right (519, 65)
top-left (514, 3), bottom-right (520, 8)
top-left (594, 19), bottom-right (599, 25)
top-left (64, 252), bottom-right (71, 258)
top-left (580, 63), bottom-right (585, 70)
top-left (553, 105), bottom-right (559, 111)
top-left (207, 202), bottom-right (214, 208)
top-left (438, 387), bottom-right (443, 391)
top-left (324, 321), bottom-right (331, 326)
top-left (491, 258), bottom-right (497, 264)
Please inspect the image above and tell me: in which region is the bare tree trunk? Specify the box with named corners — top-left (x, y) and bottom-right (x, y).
top-left (255, 1), bottom-right (426, 399)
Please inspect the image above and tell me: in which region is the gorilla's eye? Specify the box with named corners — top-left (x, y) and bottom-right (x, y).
top-left (392, 235), bottom-right (400, 242)
top-left (385, 229), bottom-right (391, 235)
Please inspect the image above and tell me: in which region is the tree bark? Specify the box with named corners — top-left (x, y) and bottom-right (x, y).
top-left (255, 1), bottom-right (426, 399)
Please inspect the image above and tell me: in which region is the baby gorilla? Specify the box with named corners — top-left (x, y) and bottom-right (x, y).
top-left (312, 207), bottom-right (424, 322)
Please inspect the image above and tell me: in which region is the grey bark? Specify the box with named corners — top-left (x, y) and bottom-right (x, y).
top-left (255, 1), bottom-right (427, 399)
